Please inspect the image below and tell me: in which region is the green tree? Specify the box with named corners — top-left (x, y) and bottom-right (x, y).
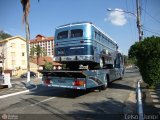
top-left (0, 30), bottom-right (12, 39)
top-left (129, 36), bottom-right (160, 86)
top-left (44, 62), bottom-right (53, 70)
top-left (30, 45), bottom-right (46, 66)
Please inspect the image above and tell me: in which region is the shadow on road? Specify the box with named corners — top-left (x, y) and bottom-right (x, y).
top-left (109, 82), bottom-right (135, 91)
top-left (28, 85), bottom-right (96, 98)
top-left (16, 95), bottom-right (136, 120)
top-left (68, 99), bottom-right (136, 120)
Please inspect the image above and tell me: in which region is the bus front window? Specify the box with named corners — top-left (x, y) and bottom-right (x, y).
top-left (57, 31), bottom-right (68, 40)
top-left (71, 29), bottom-right (83, 38)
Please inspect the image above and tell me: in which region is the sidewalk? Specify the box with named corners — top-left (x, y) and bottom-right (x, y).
top-left (0, 78), bottom-right (42, 97)
top-left (141, 82), bottom-right (160, 115)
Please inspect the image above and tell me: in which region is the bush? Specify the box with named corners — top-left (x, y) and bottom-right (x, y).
top-left (128, 36), bottom-right (160, 86)
top-left (44, 62), bottom-right (53, 70)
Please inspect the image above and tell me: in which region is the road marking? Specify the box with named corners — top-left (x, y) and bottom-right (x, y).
top-left (0, 85), bottom-right (37, 99)
top-left (153, 99), bottom-right (159, 103)
top-left (30, 97), bottom-right (56, 106)
top-left (154, 104), bottom-right (160, 108)
top-left (151, 95), bottom-right (159, 99)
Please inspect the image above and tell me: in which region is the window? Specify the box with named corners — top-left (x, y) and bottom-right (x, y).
top-left (11, 43), bottom-right (15, 48)
top-left (57, 31), bottom-right (68, 39)
top-left (71, 29), bottom-right (83, 38)
top-left (12, 60), bottom-right (16, 65)
top-left (11, 52), bottom-right (15, 58)
top-left (21, 44), bottom-right (25, 49)
top-left (95, 32), bottom-right (101, 41)
top-left (22, 60), bottom-right (26, 65)
top-left (22, 52), bottom-right (25, 56)
top-left (95, 32), bottom-right (100, 40)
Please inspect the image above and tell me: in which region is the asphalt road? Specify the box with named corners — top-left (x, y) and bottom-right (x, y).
top-left (0, 69), bottom-right (141, 120)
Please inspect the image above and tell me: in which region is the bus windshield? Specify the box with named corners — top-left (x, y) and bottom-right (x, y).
top-left (57, 29), bottom-right (83, 40)
top-left (57, 31), bottom-right (68, 39)
top-left (71, 29), bottom-right (83, 38)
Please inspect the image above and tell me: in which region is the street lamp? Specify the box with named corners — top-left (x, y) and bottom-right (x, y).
top-left (107, 7), bottom-right (143, 42)
top-left (107, 8), bottom-right (136, 17)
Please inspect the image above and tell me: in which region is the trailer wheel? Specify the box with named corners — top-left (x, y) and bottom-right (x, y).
top-left (101, 75), bottom-right (109, 90)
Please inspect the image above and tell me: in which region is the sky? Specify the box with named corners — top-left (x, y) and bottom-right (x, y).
top-left (0, 0), bottom-right (160, 55)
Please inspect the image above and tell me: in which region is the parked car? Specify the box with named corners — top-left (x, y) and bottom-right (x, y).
top-left (20, 71), bottom-right (36, 78)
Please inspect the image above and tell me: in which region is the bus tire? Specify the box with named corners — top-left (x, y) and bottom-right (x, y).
top-left (101, 75), bottom-right (109, 90)
top-left (99, 57), bottom-right (104, 69)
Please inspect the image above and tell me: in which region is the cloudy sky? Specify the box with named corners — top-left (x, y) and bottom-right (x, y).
top-left (105, 8), bottom-right (127, 26)
top-left (0, 0), bottom-right (160, 55)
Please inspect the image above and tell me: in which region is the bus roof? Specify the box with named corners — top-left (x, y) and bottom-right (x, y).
top-left (56, 21), bottom-right (92, 29)
top-left (56, 21), bottom-right (117, 44)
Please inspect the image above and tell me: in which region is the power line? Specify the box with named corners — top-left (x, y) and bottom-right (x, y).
top-left (125, 0), bottom-right (134, 41)
top-left (141, 7), bottom-right (160, 24)
top-left (142, 26), bottom-right (160, 36)
top-left (142, 0), bottom-right (147, 37)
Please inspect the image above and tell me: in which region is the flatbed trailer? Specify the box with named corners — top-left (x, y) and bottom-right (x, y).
top-left (39, 68), bottom-right (124, 90)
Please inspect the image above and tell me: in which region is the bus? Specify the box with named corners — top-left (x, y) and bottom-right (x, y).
top-left (54, 21), bottom-right (121, 70)
top-left (39, 22), bottom-right (125, 90)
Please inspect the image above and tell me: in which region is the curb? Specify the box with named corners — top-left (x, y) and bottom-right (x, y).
top-left (137, 79), bottom-right (143, 120)
top-left (0, 84), bottom-right (37, 99)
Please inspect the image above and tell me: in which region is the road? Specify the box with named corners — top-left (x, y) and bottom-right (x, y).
top-left (0, 69), bottom-right (141, 120)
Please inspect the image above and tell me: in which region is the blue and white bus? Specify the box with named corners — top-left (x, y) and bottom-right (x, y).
top-left (54, 22), bottom-right (120, 69)
top-left (39, 22), bottom-right (125, 90)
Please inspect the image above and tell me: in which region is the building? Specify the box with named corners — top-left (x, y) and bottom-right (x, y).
top-left (29, 34), bottom-right (54, 57)
top-left (0, 35), bottom-right (59, 77)
top-left (31, 56), bottom-right (61, 69)
top-left (0, 36), bottom-right (27, 76)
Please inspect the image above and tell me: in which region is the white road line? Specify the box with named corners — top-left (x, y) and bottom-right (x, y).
top-left (0, 85), bottom-right (37, 99)
top-left (151, 95), bottom-right (159, 99)
top-left (152, 99), bottom-right (159, 103)
top-left (30, 97), bottom-right (56, 107)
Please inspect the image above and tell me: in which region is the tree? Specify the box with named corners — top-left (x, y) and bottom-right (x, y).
top-left (0, 30), bottom-right (12, 40)
top-left (128, 42), bottom-right (140, 65)
top-left (30, 45), bottom-right (47, 68)
top-left (30, 45), bottom-right (46, 66)
top-left (21, 0), bottom-right (31, 83)
top-left (128, 36), bottom-right (160, 86)
top-left (44, 62), bottom-right (53, 70)
top-left (21, 0), bottom-right (39, 83)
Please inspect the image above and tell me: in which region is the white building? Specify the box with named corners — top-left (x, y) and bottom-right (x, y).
top-left (29, 34), bottom-right (54, 57)
top-left (0, 36), bottom-right (27, 76)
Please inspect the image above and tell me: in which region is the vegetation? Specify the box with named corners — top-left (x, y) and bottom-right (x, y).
top-left (0, 30), bottom-right (12, 39)
top-left (44, 62), bottom-right (53, 70)
top-left (128, 36), bottom-right (160, 86)
top-left (123, 55), bottom-right (136, 66)
top-left (30, 45), bottom-right (46, 65)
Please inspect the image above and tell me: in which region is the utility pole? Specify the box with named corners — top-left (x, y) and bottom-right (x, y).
top-left (136, 0), bottom-right (143, 42)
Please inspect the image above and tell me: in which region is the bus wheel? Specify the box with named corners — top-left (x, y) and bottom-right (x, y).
top-left (99, 58), bottom-right (104, 68)
top-left (101, 75), bottom-right (109, 90)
